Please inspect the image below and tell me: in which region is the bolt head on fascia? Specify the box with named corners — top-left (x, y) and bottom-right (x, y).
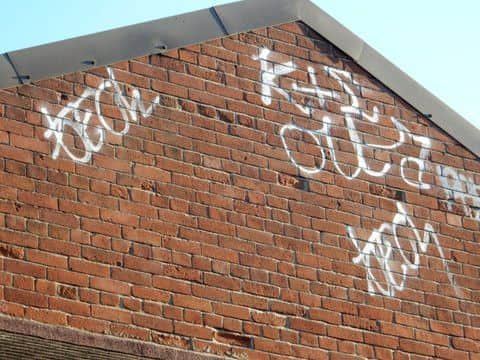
top-left (154, 42), bottom-right (168, 54)
top-left (81, 60), bottom-right (96, 67)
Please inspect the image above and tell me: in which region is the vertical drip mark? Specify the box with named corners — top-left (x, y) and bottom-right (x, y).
top-left (3, 53), bottom-right (29, 85)
top-left (209, 7), bottom-right (230, 36)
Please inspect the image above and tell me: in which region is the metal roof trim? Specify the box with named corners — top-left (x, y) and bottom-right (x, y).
top-left (0, 55), bottom-right (19, 89)
top-left (5, 7), bottom-right (227, 85)
top-left (0, 0), bottom-right (478, 157)
top-left (295, 1), bottom-right (480, 157)
top-left (213, 0), bottom-right (299, 35)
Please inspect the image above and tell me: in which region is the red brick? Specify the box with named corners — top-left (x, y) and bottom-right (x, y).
top-left (364, 332), bottom-right (399, 349)
top-left (255, 337), bottom-right (292, 356)
top-left (0, 19), bottom-right (478, 360)
top-left (4, 259), bottom-right (45, 278)
top-left (174, 321), bottom-right (213, 340)
top-left (0, 91), bottom-right (31, 109)
top-left (69, 315), bottom-right (109, 333)
top-left (399, 339), bottom-right (434, 356)
top-left (13, 275), bottom-right (34, 290)
top-left (430, 320), bottom-right (463, 336)
top-left (49, 297), bottom-right (90, 316)
top-left (100, 208), bottom-right (138, 227)
top-left (82, 247), bottom-right (122, 266)
top-left (25, 308), bottom-right (67, 325)
top-left (4, 287), bottom-right (48, 307)
top-left (26, 249), bottom-right (67, 268)
top-left (90, 276), bottom-right (130, 295)
top-left (173, 294), bottom-right (212, 312)
top-left (47, 269), bottom-right (88, 287)
top-left (124, 255), bottom-right (163, 274)
top-left (82, 218), bottom-right (121, 237)
top-left (18, 190), bottom-right (57, 209)
top-left (58, 200), bottom-right (100, 218)
top-left (0, 244), bottom-right (24, 259)
top-left (0, 145), bottom-right (33, 164)
top-left (69, 258), bottom-right (109, 277)
top-left (91, 305), bottom-right (131, 324)
top-left (133, 313), bottom-right (173, 332)
top-left (151, 79), bottom-right (188, 98)
top-left (153, 276), bottom-right (191, 295)
top-left (133, 164), bottom-right (171, 182)
top-left (111, 267), bottom-right (151, 286)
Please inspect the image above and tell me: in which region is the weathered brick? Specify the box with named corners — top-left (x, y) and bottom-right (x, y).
top-left (0, 18), bottom-right (477, 360)
top-left (4, 287), bottom-right (48, 307)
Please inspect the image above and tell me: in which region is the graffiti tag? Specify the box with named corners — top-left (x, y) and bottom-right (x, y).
top-left (42, 67), bottom-right (160, 163)
top-left (346, 202), bottom-right (459, 296)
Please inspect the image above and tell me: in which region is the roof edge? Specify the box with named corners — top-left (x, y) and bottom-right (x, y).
top-left (0, 0), bottom-right (298, 89)
top-left (0, 0), bottom-right (478, 157)
top-left (296, 0), bottom-right (480, 158)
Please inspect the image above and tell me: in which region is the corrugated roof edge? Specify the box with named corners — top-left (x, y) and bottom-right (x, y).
top-left (1, 0), bottom-right (479, 157)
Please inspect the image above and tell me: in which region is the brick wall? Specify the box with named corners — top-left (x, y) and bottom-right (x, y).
top-left (0, 21), bottom-right (479, 359)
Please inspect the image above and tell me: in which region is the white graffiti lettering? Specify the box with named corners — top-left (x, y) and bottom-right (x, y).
top-left (42, 67), bottom-right (160, 163)
top-left (254, 49), bottom-right (467, 298)
top-left (255, 48), bottom-right (431, 190)
top-left (254, 48), bottom-right (338, 115)
top-left (346, 202), bottom-right (459, 296)
top-left (437, 165), bottom-right (480, 221)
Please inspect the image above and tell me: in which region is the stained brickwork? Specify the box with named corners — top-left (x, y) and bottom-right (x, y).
top-left (0, 330), bottom-right (153, 359)
top-left (0, 21), bottom-right (479, 359)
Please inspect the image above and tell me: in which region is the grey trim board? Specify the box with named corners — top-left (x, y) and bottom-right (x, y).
top-left (0, 0), bottom-right (478, 157)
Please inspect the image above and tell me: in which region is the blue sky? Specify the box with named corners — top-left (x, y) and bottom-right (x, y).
top-left (2, 1), bottom-right (479, 129)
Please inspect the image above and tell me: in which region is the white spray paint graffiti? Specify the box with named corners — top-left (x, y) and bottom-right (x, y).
top-left (437, 165), bottom-right (480, 221)
top-left (254, 48), bottom-right (338, 115)
top-left (42, 67), bottom-right (160, 163)
top-left (346, 202), bottom-right (460, 296)
top-left (255, 48), bottom-right (431, 190)
top-left (254, 49), bottom-right (468, 297)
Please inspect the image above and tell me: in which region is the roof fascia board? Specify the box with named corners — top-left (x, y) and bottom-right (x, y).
top-left (296, 0), bottom-right (365, 60)
top-left (213, 0), bottom-right (299, 35)
top-left (0, 0), bottom-right (478, 157)
top-left (0, 55), bottom-right (20, 89)
top-left (4, 7), bottom-right (227, 86)
top-left (3, 0), bottom-right (299, 87)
